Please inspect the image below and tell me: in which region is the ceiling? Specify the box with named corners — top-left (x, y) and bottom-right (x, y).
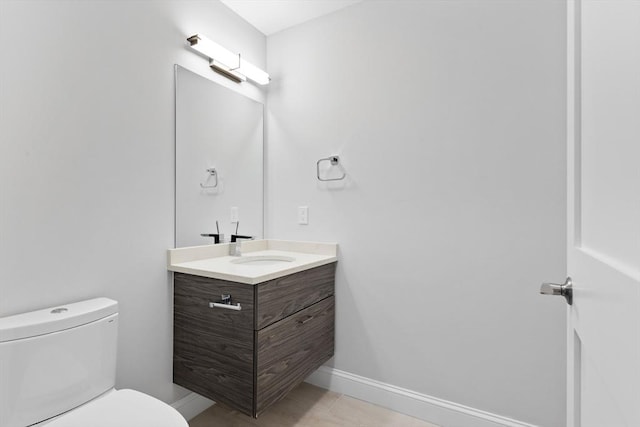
top-left (220, 0), bottom-right (363, 36)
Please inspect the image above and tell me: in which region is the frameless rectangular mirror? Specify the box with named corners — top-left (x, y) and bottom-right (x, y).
top-left (175, 65), bottom-right (263, 248)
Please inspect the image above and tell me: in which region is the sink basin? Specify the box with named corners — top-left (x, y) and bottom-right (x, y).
top-left (230, 255), bottom-right (295, 266)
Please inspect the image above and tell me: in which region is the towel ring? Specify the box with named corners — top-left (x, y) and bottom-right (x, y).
top-left (200, 168), bottom-right (218, 188)
top-left (317, 156), bottom-right (346, 181)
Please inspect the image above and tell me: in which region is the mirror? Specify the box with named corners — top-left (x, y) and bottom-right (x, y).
top-left (175, 65), bottom-right (263, 248)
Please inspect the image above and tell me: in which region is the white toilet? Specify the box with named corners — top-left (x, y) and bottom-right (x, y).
top-left (0, 298), bottom-right (188, 427)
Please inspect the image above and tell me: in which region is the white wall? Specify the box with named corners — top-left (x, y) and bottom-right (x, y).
top-left (0, 0), bottom-right (265, 404)
top-left (266, 1), bottom-right (567, 426)
top-left (0, 1), bottom-right (568, 424)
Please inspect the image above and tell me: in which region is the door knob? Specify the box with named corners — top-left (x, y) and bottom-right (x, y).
top-left (540, 277), bottom-right (573, 305)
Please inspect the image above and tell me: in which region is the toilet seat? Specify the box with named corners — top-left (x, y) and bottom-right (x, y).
top-left (40, 389), bottom-right (188, 427)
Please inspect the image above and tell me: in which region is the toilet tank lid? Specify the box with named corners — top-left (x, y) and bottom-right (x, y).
top-left (0, 298), bottom-right (118, 343)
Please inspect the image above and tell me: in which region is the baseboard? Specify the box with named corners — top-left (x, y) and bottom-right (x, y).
top-left (305, 366), bottom-right (538, 427)
top-left (171, 391), bottom-right (215, 421)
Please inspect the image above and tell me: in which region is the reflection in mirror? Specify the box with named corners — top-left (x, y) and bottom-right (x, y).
top-left (175, 65), bottom-right (263, 248)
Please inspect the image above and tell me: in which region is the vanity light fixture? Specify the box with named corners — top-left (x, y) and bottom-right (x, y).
top-left (187, 34), bottom-right (270, 85)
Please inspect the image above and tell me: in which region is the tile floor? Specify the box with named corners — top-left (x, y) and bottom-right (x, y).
top-left (189, 383), bottom-right (440, 427)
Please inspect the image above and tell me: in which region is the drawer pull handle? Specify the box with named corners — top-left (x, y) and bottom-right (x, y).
top-left (209, 302), bottom-right (242, 311)
top-left (298, 316), bottom-right (313, 325)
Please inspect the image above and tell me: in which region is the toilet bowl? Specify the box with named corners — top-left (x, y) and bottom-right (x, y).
top-left (39, 389), bottom-right (187, 427)
top-left (0, 298), bottom-right (188, 427)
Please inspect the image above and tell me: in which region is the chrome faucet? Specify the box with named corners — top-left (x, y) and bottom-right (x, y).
top-left (230, 236), bottom-right (253, 256)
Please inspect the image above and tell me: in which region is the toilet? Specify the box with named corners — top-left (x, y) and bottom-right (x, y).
top-left (0, 298), bottom-right (188, 427)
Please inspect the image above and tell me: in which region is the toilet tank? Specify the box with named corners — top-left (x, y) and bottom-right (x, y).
top-left (0, 298), bottom-right (118, 427)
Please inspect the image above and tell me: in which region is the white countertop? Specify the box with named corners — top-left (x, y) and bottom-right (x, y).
top-left (167, 240), bottom-right (337, 285)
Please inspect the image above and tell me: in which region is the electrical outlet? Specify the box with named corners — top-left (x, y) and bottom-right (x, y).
top-left (230, 206), bottom-right (239, 223)
top-left (298, 206), bottom-right (309, 225)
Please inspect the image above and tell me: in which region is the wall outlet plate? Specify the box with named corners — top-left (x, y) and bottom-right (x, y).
top-left (298, 206), bottom-right (309, 225)
top-left (230, 206), bottom-right (239, 223)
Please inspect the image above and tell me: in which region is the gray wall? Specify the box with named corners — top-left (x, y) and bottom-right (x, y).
top-left (265, 1), bottom-right (567, 426)
top-left (0, 0), bottom-right (265, 404)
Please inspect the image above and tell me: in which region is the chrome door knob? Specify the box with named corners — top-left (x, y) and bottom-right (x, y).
top-left (540, 277), bottom-right (573, 305)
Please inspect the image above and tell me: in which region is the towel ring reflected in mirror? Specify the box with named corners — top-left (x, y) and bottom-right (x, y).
top-left (200, 167), bottom-right (218, 188)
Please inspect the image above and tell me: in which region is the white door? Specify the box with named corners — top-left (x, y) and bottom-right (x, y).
top-left (565, 1), bottom-right (640, 426)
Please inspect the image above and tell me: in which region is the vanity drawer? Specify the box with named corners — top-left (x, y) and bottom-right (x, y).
top-left (255, 295), bottom-right (335, 415)
top-left (174, 272), bottom-right (254, 332)
top-left (256, 262), bottom-right (336, 329)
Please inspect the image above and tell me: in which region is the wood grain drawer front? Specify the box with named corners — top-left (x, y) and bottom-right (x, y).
top-left (174, 272), bottom-right (254, 333)
top-left (256, 262), bottom-right (336, 330)
top-left (174, 324), bottom-right (254, 415)
top-left (255, 296), bottom-right (335, 415)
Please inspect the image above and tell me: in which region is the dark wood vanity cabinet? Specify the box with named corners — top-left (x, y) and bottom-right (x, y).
top-left (173, 262), bottom-right (336, 417)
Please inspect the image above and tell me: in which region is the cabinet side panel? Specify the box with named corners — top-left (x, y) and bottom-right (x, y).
top-left (256, 296), bottom-right (335, 415)
top-left (173, 329), bottom-right (254, 415)
top-left (174, 273), bottom-right (255, 416)
top-left (174, 273), bottom-right (255, 331)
